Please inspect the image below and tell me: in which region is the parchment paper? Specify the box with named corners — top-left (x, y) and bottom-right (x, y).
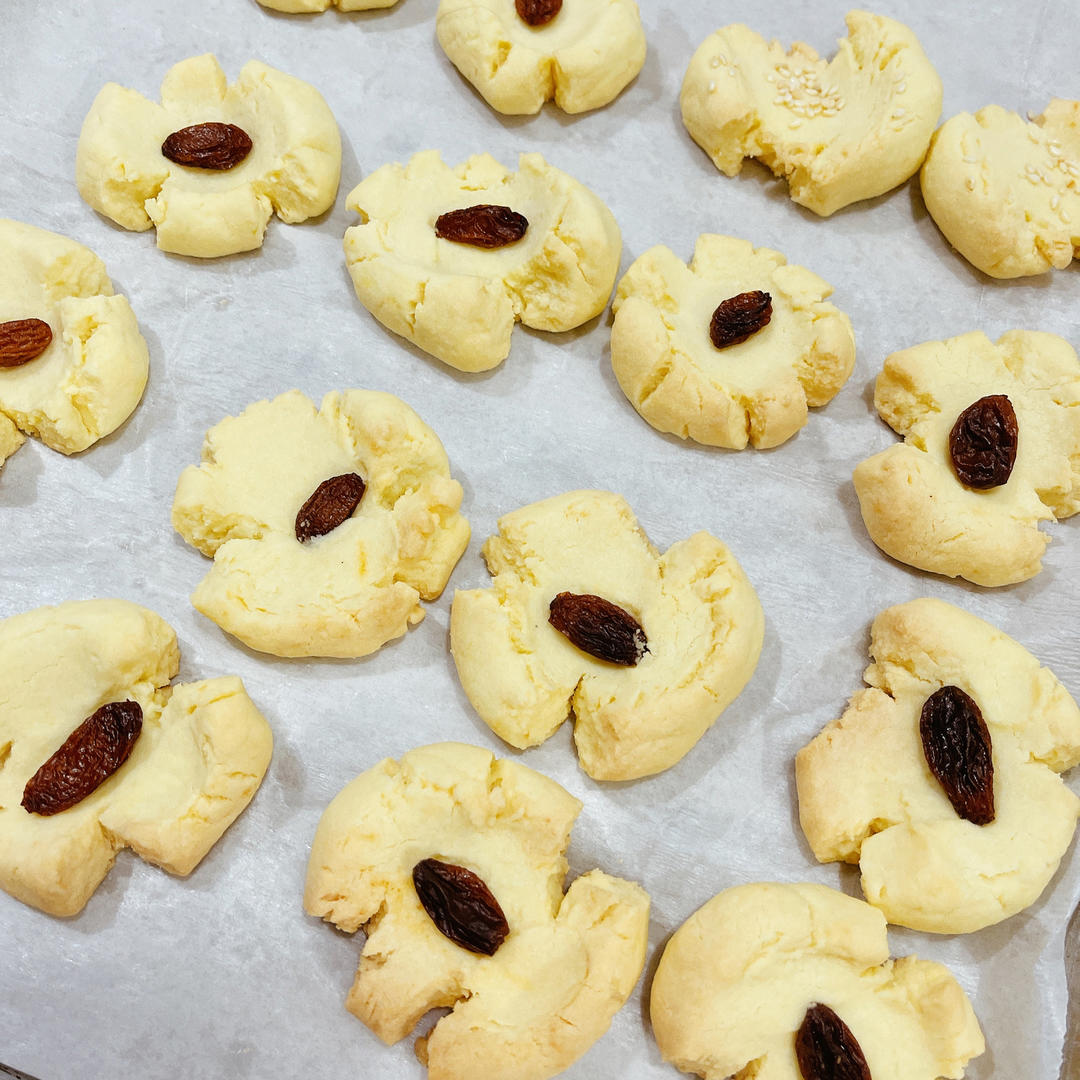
top-left (0, 2), bottom-right (1077, 1077)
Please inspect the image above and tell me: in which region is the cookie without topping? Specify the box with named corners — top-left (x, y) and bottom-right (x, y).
top-left (797, 598), bottom-right (1080, 934)
top-left (343, 150), bottom-right (621, 372)
top-left (0, 220), bottom-right (148, 471)
top-left (651, 882), bottom-right (984, 1079)
top-left (0, 599), bottom-right (272, 917)
top-left (172, 389), bottom-right (470, 658)
top-left (921, 99), bottom-right (1080, 278)
top-left (436, 0), bottom-right (646, 115)
top-left (680, 11), bottom-right (942, 216)
top-left (854, 330), bottom-right (1080, 586)
top-left (304, 742), bottom-right (649, 1080)
top-left (450, 490), bottom-right (763, 780)
top-left (611, 234), bottom-right (855, 449)
top-left (76, 54), bottom-right (341, 258)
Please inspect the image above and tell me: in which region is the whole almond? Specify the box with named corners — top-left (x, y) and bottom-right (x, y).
top-left (295, 473), bottom-right (367, 543)
top-left (0, 318), bottom-right (53, 368)
top-left (162, 122), bottom-right (253, 171)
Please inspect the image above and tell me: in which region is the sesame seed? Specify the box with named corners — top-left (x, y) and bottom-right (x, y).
top-left (892, 107), bottom-right (906, 118)
top-left (708, 81), bottom-right (716, 92)
top-left (789, 119), bottom-right (802, 128)
top-left (1051, 195), bottom-right (1061, 210)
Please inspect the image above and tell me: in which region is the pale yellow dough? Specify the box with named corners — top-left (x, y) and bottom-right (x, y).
top-left (304, 742), bottom-right (649, 1080)
top-left (680, 11), bottom-right (942, 216)
top-left (651, 882), bottom-right (984, 1080)
top-left (796, 598), bottom-right (1080, 934)
top-left (0, 599), bottom-right (272, 917)
top-left (436, 0), bottom-right (646, 115)
top-left (258, 0), bottom-right (397, 11)
top-left (854, 330), bottom-right (1080, 587)
top-left (172, 389), bottom-right (470, 658)
top-left (343, 151), bottom-right (621, 372)
top-left (611, 235), bottom-right (855, 449)
top-left (0, 219), bottom-right (148, 469)
top-left (450, 490), bottom-right (763, 781)
top-left (921, 99), bottom-right (1080, 278)
top-left (76, 54), bottom-right (341, 258)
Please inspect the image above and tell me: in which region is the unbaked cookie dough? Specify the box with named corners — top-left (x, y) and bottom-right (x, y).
top-left (76, 54), bottom-right (341, 258)
top-left (343, 150), bottom-right (621, 372)
top-left (651, 881), bottom-right (984, 1079)
top-left (172, 389), bottom-right (470, 658)
top-left (796, 598), bottom-right (1080, 934)
top-left (304, 742), bottom-right (649, 1080)
top-left (611, 234), bottom-right (855, 449)
top-left (436, 0), bottom-right (646, 115)
top-left (680, 11), bottom-right (942, 216)
top-left (258, 0), bottom-right (397, 11)
top-left (0, 219), bottom-right (148, 470)
top-left (0, 599), bottom-right (272, 917)
top-left (921, 99), bottom-right (1080, 278)
top-left (450, 490), bottom-right (763, 781)
top-left (853, 330), bottom-right (1080, 586)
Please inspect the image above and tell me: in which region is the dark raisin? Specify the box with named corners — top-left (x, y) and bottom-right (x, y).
top-left (710, 291), bottom-right (772, 349)
top-left (795, 1003), bottom-right (872, 1080)
top-left (919, 685), bottom-right (995, 825)
top-left (295, 473), bottom-right (366, 543)
top-left (549, 592), bottom-right (648, 666)
top-left (948, 394), bottom-right (1018, 489)
top-left (161, 122), bottom-right (253, 171)
top-left (434, 205), bottom-right (529, 249)
top-left (412, 858), bottom-right (509, 956)
top-left (516, 0), bottom-right (562, 26)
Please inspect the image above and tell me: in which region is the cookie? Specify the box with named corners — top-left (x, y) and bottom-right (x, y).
top-left (258, 0), bottom-right (397, 10)
top-left (343, 150), bottom-right (621, 372)
top-left (172, 389), bottom-right (469, 658)
top-left (611, 234), bottom-right (855, 449)
top-left (853, 330), bottom-right (1080, 586)
top-left (796, 598), bottom-right (1080, 934)
top-left (450, 490), bottom-right (763, 780)
top-left (76, 54), bottom-right (341, 258)
top-left (304, 742), bottom-right (649, 1080)
top-left (680, 12), bottom-right (942, 216)
top-left (436, 0), bottom-right (646, 116)
top-left (0, 599), bottom-right (272, 917)
top-left (921, 99), bottom-right (1080, 278)
top-left (651, 881), bottom-right (984, 1079)
top-left (0, 219), bottom-right (148, 469)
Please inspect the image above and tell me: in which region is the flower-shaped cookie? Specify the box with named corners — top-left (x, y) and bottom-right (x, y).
top-left (921, 99), bottom-right (1080, 278)
top-left (304, 742), bottom-right (649, 1080)
top-left (0, 599), bottom-right (272, 917)
top-left (611, 234), bottom-right (855, 449)
top-left (680, 11), bottom-right (942, 216)
top-left (450, 490), bottom-right (763, 780)
top-left (853, 330), bottom-right (1080, 586)
top-left (436, 0), bottom-right (646, 115)
top-left (343, 150), bottom-right (621, 372)
top-left (0, 220), bottom-right (148, 471)
top-left (796, 598), bottom-right (1080, 934)
top-left (258, 0), bottom-right (397, 11)
top-left (651, 882), bottom-right (984, 1079)
top-left (172, 389), bottom-right (470, 658)
top-left (76, 54), bottom-right (341, 258)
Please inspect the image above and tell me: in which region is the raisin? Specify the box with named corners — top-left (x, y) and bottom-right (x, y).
top-left (795, 1003), bottom-right (872, 1080)
top-left (948, 394), bottom-right (1018, 489)
top-left (295, 473), bottom-right (366, 543)
top-left (22, 701), bottom-right (143, 816)
top-left (161, 122), bottom-right (253, 171)
top-left (549, 592), bottom-right (648, 666)
top-left (516, 0), bottom-right (562, 26)
top-left (412, 858), bottom-right (509, 956)
top-left (919, 685), bottom-right (995, 825)
top-left (709, 290), bottom-right (772, 349)
top-left (434, 205), bottom-right (529, 249)
top-left (0, 318), bottom-right (53, 368)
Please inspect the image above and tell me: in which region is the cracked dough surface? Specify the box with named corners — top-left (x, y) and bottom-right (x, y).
top-left (343, 150), bottom-right (621, 372)
top-left (304, 742), bottom-right (649, 1080)
top-left (796, 598), bottom-right (1080, 934)
top-left (76, 54), bottom-right (341, 258)
top-left (921, 99), bottom-right (1080, 278)
top-left (449, 490), bottom-right (763, 781)
top-left (436, 0), bottom-right (646, 115)
top-left (172, 389), bottom-right (470, 658)
top-left (0, 598), bottom-right (272, 917)
top-left (611, 234), bottom-right (855, 449)
top-left (257, 0), bottom-right (397, 11)
top-left (680, 11), bottom-right (942, 216)
top-left (853, 330), bottom-right (1080, 586)
top-left (0, 219), bottom-right (148, 469)
top-left (651, 881), bottom-right (984, 1080)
